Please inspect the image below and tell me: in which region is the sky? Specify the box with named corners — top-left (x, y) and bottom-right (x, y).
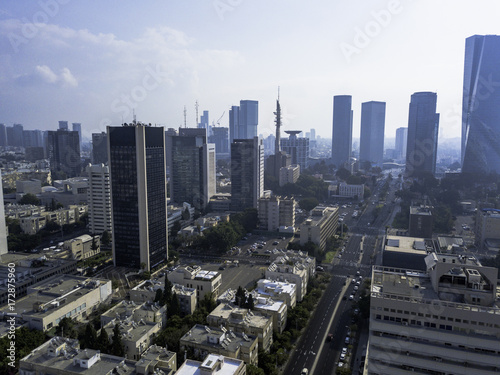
top-left (1, 0), bottom-right (499, 143)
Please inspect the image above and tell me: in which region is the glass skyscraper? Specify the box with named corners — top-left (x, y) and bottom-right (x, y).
top-left (229, 100), bottom-right (258, 142)
top-left (462, 35), bottom-right (500, 174)
top-left (359, 101), bottom-right (386, 167)
top-left (405, 92), bottom-right (439, 177)
top-left (331, 95), bottom-right (353, 168)
top-left (108, 123), bottom-right (168, 271)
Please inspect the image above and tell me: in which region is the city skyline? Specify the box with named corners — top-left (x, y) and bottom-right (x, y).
top-left (1, 1), bottom-right (500, 143)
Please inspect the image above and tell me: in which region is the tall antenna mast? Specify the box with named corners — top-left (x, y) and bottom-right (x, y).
top-left (183, 106), bottom-right (187, 128)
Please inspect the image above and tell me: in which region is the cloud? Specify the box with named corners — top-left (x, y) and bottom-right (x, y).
top-left (14, 65), bottom-right (77, 87)
top-left (35, 65), bottom-right (58, 83)
top-left (60, 67), bottom-right (77, 87)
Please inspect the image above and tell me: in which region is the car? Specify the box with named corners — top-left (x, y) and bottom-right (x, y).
top-left (356, 280), bottom-right (361, 286)
top-left (338, 362), bottom-right (344, 368)
top-left (242, 237), bottom-right (248, 240)
top-left (316, 266), bottom-right (324, 272)
top-left (342, 347), bottom-right (348, 355)
top-left (351, 279), bottom-right (356, 284)
top-left (327, 333), bottom-right (333, 342)
top-left (353, 308), bottom-right (359, 315)
top-left (301, 368), bottom-right (309, 375)
top-left (340, 352), bottom-right (346, 361)
top-left (219, 266), bottom-right (225, 270)
top-left (272, 241), bottom-right (279, 245)
top-left (356, 271), bottom-right (360, 276)
top-left (345, 336), bottom-right (350, 344)
top-left (349, 294), bottom-right (354, 300)
top-left (353, 286), bottom-right (359, 291)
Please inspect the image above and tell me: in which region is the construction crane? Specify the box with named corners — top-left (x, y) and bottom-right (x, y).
top-left (213, 111), bottom-right (225, 127)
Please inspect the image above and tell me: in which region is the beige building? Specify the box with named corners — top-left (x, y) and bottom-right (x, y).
top-left (299, 205), bottom-right (339, 251)
top-left (19, 336), bottom-right (177, 375)
top-left (0, 275), bottom-right (111, 331)
top-left (19, 205), bottom-right (88, 235)
top-left (104, 319), bottom-right (162, 361)
top-left (366, 254), bottom-right (500, 375)
top-left (176, 354), bottom-right (246, 375)
top-left (63, 234), bottom-right (100, 260)
top-left (258, 195), bottom-right (296, 232)
top-left (337, 182), bottom-right (364, 199)
top-left (86, 163), bottom-right (112, 235)
top-left (256, 279), bottom-right (297, 308)
top-left (207, 303), bottom-right (273, 352)
top-left (101, 300), bottom-right (166, 328)
top-left (279, 165), bottom-right (300, 187)
top-left (173, 283), bottom-right (197, 315)
top-left (168, 266), bottom-right (222, 301)
top-left (475, 208), bottom-right (500, 249)
top-left (251, 294), bottom-right (287, 334)
top-left (180, 324), bottom-right (258, 365)
top-left (265, 258), bottom-right (310, 302)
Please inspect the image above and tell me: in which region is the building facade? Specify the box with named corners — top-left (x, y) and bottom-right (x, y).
top-left (462, 35), bottom-right (500, 174)
top-left (280, 131), bottom-right (309, 171)
top-left (108, 123), bottom-right (168, 271)
top-left (359, 101), bottom-right (386, 167)
top-left (299, 206), bottom-right (339, 251)
top-left (395, 127), bottom-right (408, 161)
top-left (91, 132), bottom-right (108, 164)
top-left (47, 129), bottom-right (81, 178)
top-left (86, 163), bottom-right (112, 235)
top-left (405, 92), bottom-right (439, 176)
top-left (332, 95), bottom-right (353, 168)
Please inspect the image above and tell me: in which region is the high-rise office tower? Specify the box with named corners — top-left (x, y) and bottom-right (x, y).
top-left (231, 137), bottom-right (264, 211)
top-left (0, 124), bottom-right (6, 147)
top-left (164, 128), bottom-right (177, 177)
top-left (239, 100), bottom-right (258, 139)
top-left (310, 128), bottom-right (316, 141)
top-left (72, 123), bottom-right (82, 147)
top-left (395, 127), bottom-right (408, 160)
top-left (332, 95), bottom-right (353, 168)
top-left (92, 132), bottom-right (108, 164)
top-left (229, 105), bottom-right (239, 144)
top-left (406, 92), bottom-right (439, 177)
top-left (23, 130), bottom-right (43, 148)
top-left (281, 131), bottom-right (309, 171)
top-left (209, 127), bottom-right (229, 155)
top-left (359, 101), bottom-right (386, 167)
top-left (170, 128), bottom-right (216, 210)
top-left (58, 121), bottom-right (68, 130)
top-left (11, 124), bottom-right (24, 147)
top-left (86, 163), bottom-right (112, 235)
top-left (0, 171), bottom-right (7, 256)
top-left (47, 129), bottom-right (81, 178)
top-left (462, 35), bottom-right (500, 174)
top-left (198, 110), bottom-right (209, 129)
top-left (107, 123), bottom-right (168, 271)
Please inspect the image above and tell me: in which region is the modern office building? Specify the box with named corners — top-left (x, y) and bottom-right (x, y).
top-left (198, 110), bottom-right (209, 129)
top-left (91, 132), bottom-right (108, 164)
top-left (409, 205), bottom-right (433, 238)
top-left (258, 195), bottom-right (296, 231)
top-left (170, 129), bottom-right (216, 210)
top-left (86, 163), bottom-right (112, 235)
top-left (406, 92), bottom-right (439, 176)
top-left (0, 123), bottom-right (6, 147)
top-left (58, 121), bottom-right (68, 130)
top-left (366, 255), bottom-right (500, 375)
top-left (72, 122), bottom-right (82, 146)
top-left (360, 101), bottom-right (386, 167)
top-left (332, 95), bottom-right (353, 168)
top-left (280, 130), bottom-right (310, 171)
top-left (395, 127), bottom-right (408, 160)
top-left (229, 100), bottom-right (258, 142)
top-left (47, 129), bottom-right (81, 178)
top-left (230, 137), bottom-right (264, 211)
top-left (23, 129), bottom-right (43, 148)
top-left (107, 123), bottom-right (168, 271)
top-left (462, 35), bottom-right (500, 174)
top-left (209, 126), bottom-right (229, 156)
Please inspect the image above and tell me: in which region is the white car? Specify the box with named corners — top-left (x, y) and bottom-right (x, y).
top-left (340, 352), bottom-right (346, 361)
top-left (342, 347), bottom-right (348, 355)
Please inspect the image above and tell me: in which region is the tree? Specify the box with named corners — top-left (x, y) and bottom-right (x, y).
top-left (97, 327), bottom-right (110, 353)
top-left (336, 167), bottom-right (351, 181)
top-left (246, 294), bottom-right (254, 310)
top-left (299, 197), bottom-right (319, 212)
top-left (19, 193), bottom-right (40, 205)
top-left (110, 324), bottom-right (125, 357)
top-left (90, 235), bottom-right (99, 252)
top-left (81, 323), bottom-right (98, 349)
top-left (55, 317), bottom-right (77, 338)
top-left (235, 286), bottom-right (246, 307)
top-left (169, 292), bottom-right (181, 317)
top-left (154, 288), bottom-right (164, 305)
top-left (101, 230), bottom-right (111, 246)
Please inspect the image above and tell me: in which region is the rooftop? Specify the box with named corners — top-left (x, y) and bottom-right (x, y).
top-left (384, 235), bottom-right (433, 255)
top-left (176, 355), bottom-right (244, 375)
top-left (181, 324), bottom-right (256, 354)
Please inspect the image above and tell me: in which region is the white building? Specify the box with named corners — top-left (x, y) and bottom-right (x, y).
top-left (279, 165), bottom-right (300, 186)
top-left (86, 164), bottom-right (112, 235)
top-left (299, 206), bottom-right (339, 251)
top-left (337, 182), bottom-right (364, 199)
top-left (168, 265), bottom-right (222, 302)
top-left (176, 354), bottom-right (246, 375)
top-left (256, 279), bottom-right (297, 308)
top-left (258, 196), bottom-right (296, 232)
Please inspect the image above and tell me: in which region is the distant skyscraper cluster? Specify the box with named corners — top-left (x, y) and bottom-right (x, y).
top-left (461, 34), bottom-right (500, 174)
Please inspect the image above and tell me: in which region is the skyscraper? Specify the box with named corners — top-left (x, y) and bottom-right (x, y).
top-left (170, 128), bottom-right (216, 210)
top-left (332, 95), bottom-right (353, 168)
top-left (229, 105), bottom-right (239, 144)
top-left (72, 123), bottom-right (82, 147)
top-left (107, 123), bottom-right (168, 271)
top-left (198, 110), bottom-right (209, 129)
top-left (281, 131), bottom-right (309, 171)
top-left (462, 35), bottom-right (500, 174)
top-left (231, 137), bottom-right (264, 211)
top-left (58, 121), bottom-right (68, 130)
top-left (406, 92), bottom-right (439, 177)
top-left (47, 129), bottom-right (81, 178)
top-left (395, 127), bottom-right (408, 160)
top-left (359, 101), bottom-right (386, 167)
top-left (209, 127), bottom-right (229, 156)
top-left (239, 100), bottom-right (258, 139)
top-left (0, 124), bottom-right (6, 147)
top-left (92, 132), bottom-right (108, 164)
top-left (86, 163), bottom-right (112, 235)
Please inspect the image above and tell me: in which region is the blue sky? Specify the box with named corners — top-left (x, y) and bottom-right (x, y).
top-left (1, 0), bottom-right (499, 142)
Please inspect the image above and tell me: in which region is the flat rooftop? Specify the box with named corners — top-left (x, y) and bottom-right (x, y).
top-left (384, 235), bottom-right (432, 255)
top-left (176, 355), bottom-right (243, 375)
top-left (181, 324), bottom-right (256, 353)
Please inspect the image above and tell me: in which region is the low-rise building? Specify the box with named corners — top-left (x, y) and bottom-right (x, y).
top-left (251, 294), bottom-right (287, 334)
top-left (383, 235), bottom-right (435, 271)
top-left (279, 165), bottom-right (300, 186)
top-left (0, 274), bottom-right (111, 331)
top-left (40, 178), bottom-right (89, 208)
top-left (475, 208), bottom-right (500, 249)
top-left (255, 279), bottom-right (296, 308)
top-left (299, 205), bottom-right (339, 251)
top-left (101, 300), bottom-right (166, 328)
top-left (180, 324), bottom-right (258, 366)
top-left (409, 205), bottom-right (433, 238)
top-left (209, 193), bottom-right (231, 212)
top-left (19, 205), bottom-right (88, 235)
top-left (173, 283), bottom-right (197, 315)
top-left (207, 303), bottom-right (273, 352)
top-left (63, 234), bottom-right (100, 260)
top-left (168, 266), bottom-right (222, 302)
top-left (265, 258), bottom-right (310, 302)
top-left (176, 354), bottom-right (246, 375)
top-left (366, 254), bottom-right (500, 375)
top-left (19, 336), bottom-right (177, 375)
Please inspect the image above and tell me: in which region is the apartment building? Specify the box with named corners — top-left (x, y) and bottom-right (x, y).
top-left (299, 205), bottom-right (339, 251)
top-left (168, 266), bottom-right (222, 301)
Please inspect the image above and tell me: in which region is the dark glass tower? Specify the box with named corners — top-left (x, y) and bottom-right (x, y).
top-left (108, 123), bottom-right (168, 271)
top-left (405, 92), bottom-right (439, 177)
top-left (47, 129), bottom-right (81, 178)
top-left (332, 95), bottom-right (353, 168)
top-left (462, 35), bottom-right (500, 174)
top-left (359, 101), bottom-right (386, 167)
